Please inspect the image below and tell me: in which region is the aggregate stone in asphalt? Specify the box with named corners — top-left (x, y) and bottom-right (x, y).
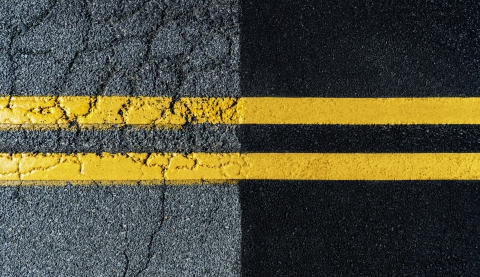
top-left (0, 185), bottom-right (240, 276)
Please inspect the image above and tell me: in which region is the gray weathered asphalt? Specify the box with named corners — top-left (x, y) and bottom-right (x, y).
top-left (0, 0), bottom-right (241, 276)
top-left (0, 0), bottom-right (239, 97)
top-left (0, 125), bottom-right (240, 154)
top-left (0, 185), bottom-right (240, 276)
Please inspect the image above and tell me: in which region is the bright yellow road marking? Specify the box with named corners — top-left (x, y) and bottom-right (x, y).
top-left (1, 153), bottom-right (480, 184)
top-left (240, 97), bottom-right (480, 124)
top-left (0, 96), bottom-right (239, 128)
top-left (1, 97), bottom-right (480, 128)
top-left (247, 153), bottom-right (480, 180)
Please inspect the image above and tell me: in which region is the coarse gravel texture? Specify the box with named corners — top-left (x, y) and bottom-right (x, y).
top-left (0, 0), bottom-right (241, 276)
top-left (134, 185), bottom-right (241, 277)
top-left (0, 0), bottom-right (239, 97)
top-left (0, 125), bottom-right (240, 154)
top-left (0, 185), bottom-right (241, 277)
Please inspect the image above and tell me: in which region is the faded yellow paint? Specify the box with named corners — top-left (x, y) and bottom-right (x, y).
top-left (2, 97), bottom-right (480, 128)
top-left (239, 97), bottom-right (480, 124)
top-left (0, 96), bottom-right (240, 128)
top-left (1, 153), bottom-right (480, 184)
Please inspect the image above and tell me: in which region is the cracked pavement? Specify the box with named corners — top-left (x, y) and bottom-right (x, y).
top-left (0, 185), bottom-right (240, 276)
top-left (0, 0), bottom-right (241, 276)
top-left (0, 0), bottom-right (239, 97)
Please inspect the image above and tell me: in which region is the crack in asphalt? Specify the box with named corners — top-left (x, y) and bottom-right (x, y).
top-left (2, 0), bottom-right (239, 97)
top-left (133, 184), bottom-right (167, 277)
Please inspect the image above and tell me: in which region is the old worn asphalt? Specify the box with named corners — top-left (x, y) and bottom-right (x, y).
top-left (1, 0), bottom-right (240, 276)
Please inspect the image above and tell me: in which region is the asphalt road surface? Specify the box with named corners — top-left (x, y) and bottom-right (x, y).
top-left (1, 0), bottom-right (241, 276)
top-left (1, 0), bottom-right (479, 276)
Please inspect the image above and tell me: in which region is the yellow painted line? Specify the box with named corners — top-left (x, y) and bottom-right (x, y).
top-left (1, 97), bottom-right (480, 128)
top-left (240, 97), bottom-right (480, 124)
top-left (0, 96), bottom-right (239, 128)
top-left (1, 153), bottom-right (480, 184)
top-left (0, 153), bottom-right (248, 184)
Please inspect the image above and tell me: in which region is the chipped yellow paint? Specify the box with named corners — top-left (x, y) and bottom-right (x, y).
top-left (2, 97), bottom-right (480, 128)
top-left (239, 97), bottom-right (480, 124)
top-left (1, 153), bottom-right (480, 184)
top-left (0, 96), bottom-right (239, 128)
top-left (0, 153), bottom-right (249, 182)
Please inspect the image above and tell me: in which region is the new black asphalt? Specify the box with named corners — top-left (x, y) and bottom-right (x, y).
top-left (241, 181), bottom-right (479, 276)
top-left (240, 0), bottom-right (479, 276)
top-left (241, 0), bottom-right (480, 97)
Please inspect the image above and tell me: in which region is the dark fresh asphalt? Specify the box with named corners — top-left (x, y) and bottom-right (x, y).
top-left (241, 0), bottom-right (480, 97)
top-left (241, 181), bottom-right (480, 276)
top-left (240, 0), bottom-right (479, 276)
top-left (239, 125), bottom-right (480, 153)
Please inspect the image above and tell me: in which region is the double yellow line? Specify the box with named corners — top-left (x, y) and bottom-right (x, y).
top-left (2, 96), bottom-right (480, 183)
